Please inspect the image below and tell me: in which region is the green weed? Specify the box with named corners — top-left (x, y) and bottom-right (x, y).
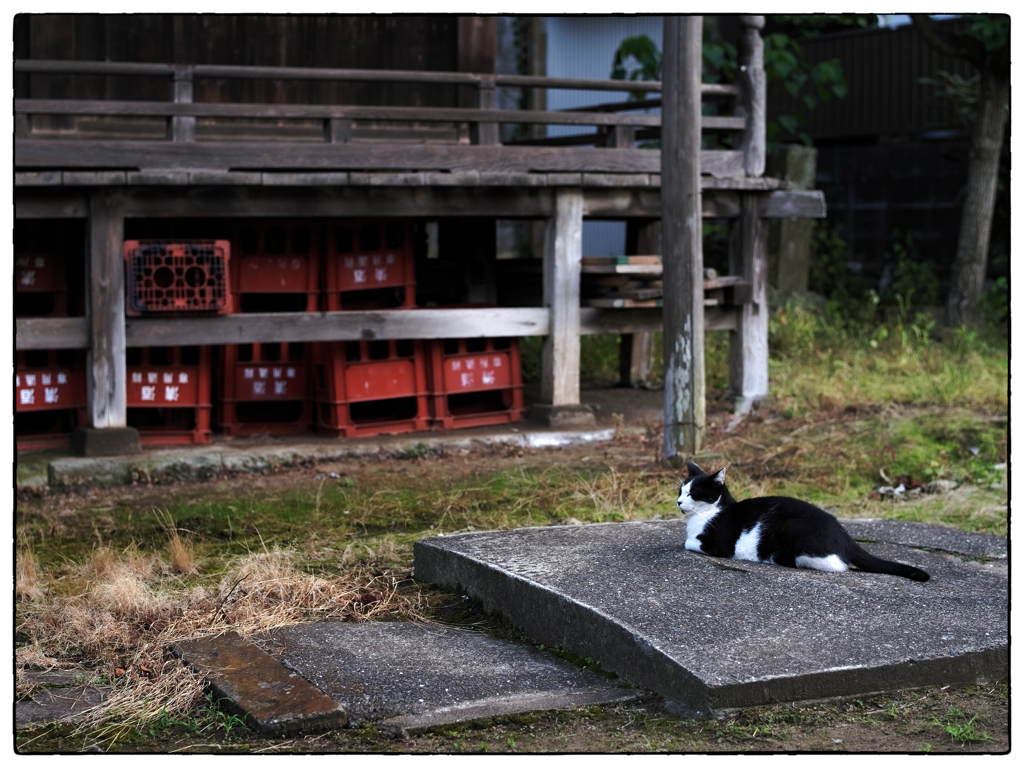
top-left (931, 707), bottom-right (992, 745)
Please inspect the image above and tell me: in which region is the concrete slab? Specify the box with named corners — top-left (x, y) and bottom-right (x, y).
top-left (38, 425), bottom-right (616, 489)
top-left (414, 520), bottom-right (1007, 716)
top-left (261, 621), bottom-right (641, 737)
top-left (171, 631), bottom-right (347, 736)
top-left (841, 518), bottom-right (1008, 560)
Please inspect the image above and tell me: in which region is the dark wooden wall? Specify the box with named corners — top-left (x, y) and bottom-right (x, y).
top-left (14, 14), bottom-right (484, 107)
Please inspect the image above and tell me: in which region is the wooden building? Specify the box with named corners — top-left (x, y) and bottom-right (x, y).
top-left (14, 14), bottom-right (825, 458)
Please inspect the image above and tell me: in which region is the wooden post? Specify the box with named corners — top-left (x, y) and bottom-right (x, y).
top-left (728, 195), bottom-right (769, 413)
top-left (532, 187), bottom-right (594, 427)
top-left (473, 75), bottom-right (500, 146)
top-left (73, 189), bottom-right (140, 455)
top-left (660, 16), bottom-right (705, 460)
top-left (601, 125), bottom-right (635, 148)
top-left (171, 65), bottom-right (195, 143)
top-left (737, 16), bottom-right (766, 177)
top-left (620, 219), bottom-right (659, 387)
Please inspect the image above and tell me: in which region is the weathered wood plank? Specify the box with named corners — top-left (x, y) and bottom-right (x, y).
top-left (118, 186), bottom-right (556, 218)
top-left (14, 59), bottom-right (739, 98)
top-left (171, 66), bottom-right (195, 143)
top-left (16, 140), bottom-right (667, 174)
top-left (660, 15), bottom-right (706, 458)
top-left (120, 308), bottom-right (550, 347)
top-left (758, 189), bottom-right (826, 218)
top-left (17, 139), bottom-right (745, 179)
top-left (541, 188), bottom-right (584, 407)
top-left (86, 189), bottom-right (128, 429)
top-left (737, 16), bottom-right (767, 177)
top-left (16, 317), bottom-right (90, 349)
top-left (17, 307), bottom-right (738, 349)
top-left (15, 189), bottom-right (89, 218)
top-left (17, 99), bottom-right (667, 128)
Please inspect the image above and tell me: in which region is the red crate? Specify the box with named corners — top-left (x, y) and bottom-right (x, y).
top-left (126, 346), bottom-right (212, 445)
top-left (16, 252), bottom-right (69, 317)
top-left (324, 219), bottom-right (416, 311)
top-left (15, 350), bottom-right (87, 451)
top-left (427, 337), bottom-right (524, 430)
top-left (313, 339), bottom-right (430, 438)
top-left (216, 342), bottom-right (313, 437)
top-left (232, 220), bottom-right (320, 312)
top-left (125, 240), bottom-right (232, 316)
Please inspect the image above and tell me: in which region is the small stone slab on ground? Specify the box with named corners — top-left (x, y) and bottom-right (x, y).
top-left (171, 631), bottom-right (347, 736)
top-left (16, 684), bottom-right (110, 729)
top-left (415, 519), bottom-right (1007, 717)
top-left (261, 621), bottom-right (641, 737)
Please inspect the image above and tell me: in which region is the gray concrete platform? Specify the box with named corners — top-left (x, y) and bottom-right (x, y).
top-left (414, 519), bottom-right (1008, 716)
top-left (261, 621), bottom-right (640, 737)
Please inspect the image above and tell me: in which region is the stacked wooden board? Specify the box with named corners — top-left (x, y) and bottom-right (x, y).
top-left (580, 256), bottom-right (751, 308)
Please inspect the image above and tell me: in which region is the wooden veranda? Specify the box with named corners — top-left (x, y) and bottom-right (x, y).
top-left (14, 15), bottom-right (825, 458)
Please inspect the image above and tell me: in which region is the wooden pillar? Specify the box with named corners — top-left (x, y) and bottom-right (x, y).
top-left (737, 16), bottom-right (766, 177)
top-left (620, 219), bottom-right (660, 387)
top-left (660, 16), bottom-right (705, 460)
top-left (170, 65), bottom-right (195, 143)
top-left (531, 187), bottom-right (594, 427)
top-left (72, 189), bottom-right (140, 456)
top-left (473, 75), bottom-right (500, 146)
top-left (728, 195), bottom-right (769, 413)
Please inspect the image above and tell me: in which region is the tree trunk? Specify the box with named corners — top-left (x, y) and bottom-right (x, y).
top-left (944, 66), bottom-right (1009, 328)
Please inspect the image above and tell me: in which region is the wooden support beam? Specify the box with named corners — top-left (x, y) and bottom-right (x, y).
top-left (620, 219), bottom-right (660, 387)
top-left (17, 307), bottom-right (739, 350)
top-left (728, 194), bottom-right (770, 413)
top-left (16, 140), bottom-right (745, 177)
top-left (541, 187), bottom-right (584, 407)
top-left (737, 16), bottom-right (766, 177)
top-left (170, 65), bottom-right (195, 143)
top-left (85, 189), bottom-right (128, 429)
top-left (661, 16), bottom-right (706, 460)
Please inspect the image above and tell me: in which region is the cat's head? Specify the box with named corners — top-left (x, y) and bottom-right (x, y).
top-left (676, 461), bottom-right (727, 515)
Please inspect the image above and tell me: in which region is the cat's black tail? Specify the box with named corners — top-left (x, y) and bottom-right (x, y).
top-left (848, 544), bottom-right (930, 582)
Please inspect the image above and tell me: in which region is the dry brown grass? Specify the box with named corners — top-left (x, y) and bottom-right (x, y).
top-left (16, 548), bottom-right (42, 601)
top-left (16, 542), bottom-right (428, 741)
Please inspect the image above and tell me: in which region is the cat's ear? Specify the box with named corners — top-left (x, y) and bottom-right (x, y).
top-left (686, 461), bottom-right (703, 478)
top-left (712, 467), bottom-right (727, 485)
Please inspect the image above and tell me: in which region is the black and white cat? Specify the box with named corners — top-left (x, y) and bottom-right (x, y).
top-left (676, 461), bottom-right (930, 582)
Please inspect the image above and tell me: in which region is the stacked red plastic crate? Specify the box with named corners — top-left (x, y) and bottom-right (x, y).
top-left (124, 239), bottom-right (229, 445)
top-left (426, 337), bottom-right (525, 430)
top-left (126, 346), bottom-right (213, 445)
top-left (15, 226), bottom-right (88, 451)
top-left (216, 221), bottom-right (319, 436)
top-left (314, 219), bottom-right (430, 437)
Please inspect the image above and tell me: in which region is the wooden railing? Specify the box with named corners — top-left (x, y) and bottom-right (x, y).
top-left (15, 30), bottom-right (764, 178)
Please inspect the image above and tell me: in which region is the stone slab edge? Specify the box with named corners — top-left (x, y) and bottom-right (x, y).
top-left (42, 428), bottom-right (615, 488)
top-left (378, 688), bottom-right (643, 738)
top-left (414, 536), bottom-right (1008, 715)
top-left (170, 632), bottom-right (347, 737)
top-left (413, 538), bottom-right (716, 716)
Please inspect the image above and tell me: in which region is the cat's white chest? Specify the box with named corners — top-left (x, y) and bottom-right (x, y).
top-left (678, 479), bottom-right (722, 552)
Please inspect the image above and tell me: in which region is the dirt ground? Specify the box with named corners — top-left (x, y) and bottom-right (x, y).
top-left (15, 388), bottom-right (1009, 754)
